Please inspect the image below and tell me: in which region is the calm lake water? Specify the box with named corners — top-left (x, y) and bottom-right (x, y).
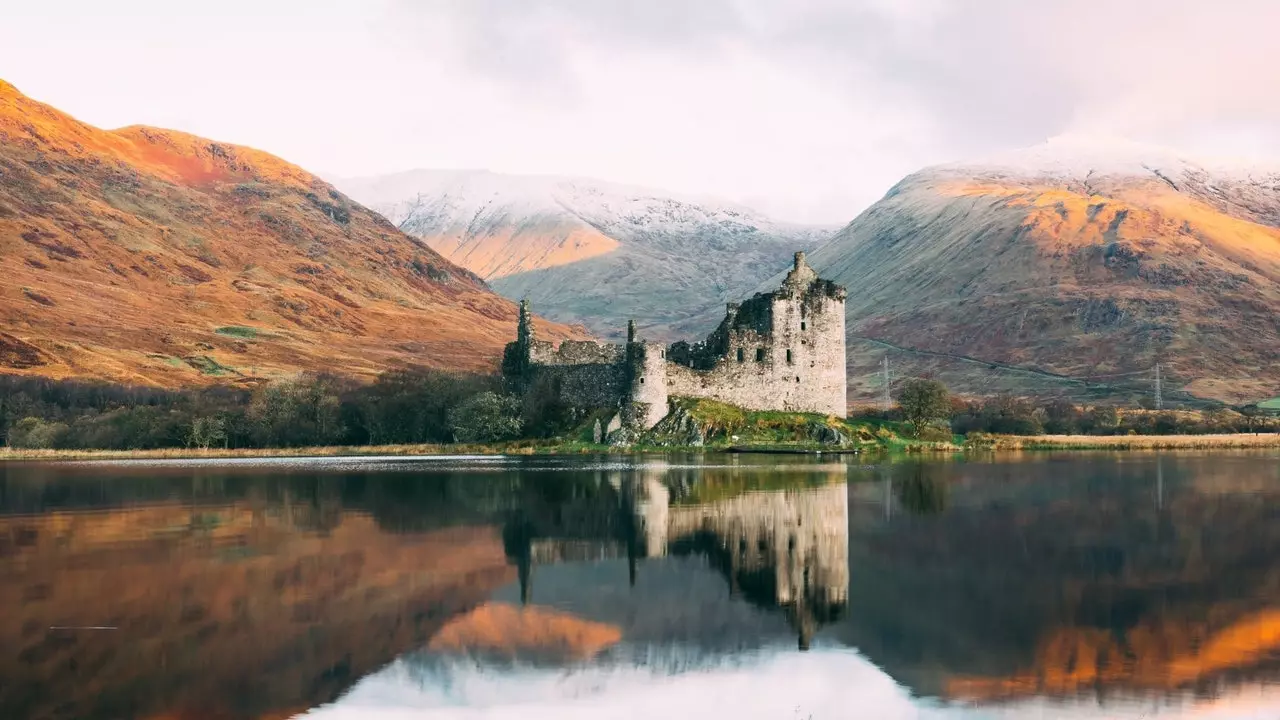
top-left (4, 452), bottom-right (1280, 719)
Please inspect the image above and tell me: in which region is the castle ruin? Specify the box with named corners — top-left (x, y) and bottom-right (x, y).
top-left (503, 251), bottom-right (848, 429)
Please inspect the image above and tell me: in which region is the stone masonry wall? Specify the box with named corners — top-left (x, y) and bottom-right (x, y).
top-left (528, 340), bottom-right (624, 366)
top-left (530, 362), bottom-right (628, 409)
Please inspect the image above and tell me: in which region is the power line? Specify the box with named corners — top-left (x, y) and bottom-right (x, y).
top-left (1154, 363), bottom-right (1163, 410)
top-left (881, 355), bottom-right (891, 410)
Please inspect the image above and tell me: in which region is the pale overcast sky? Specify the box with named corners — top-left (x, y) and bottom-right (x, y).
top-left (4, 0), bottom-right (1279, 223)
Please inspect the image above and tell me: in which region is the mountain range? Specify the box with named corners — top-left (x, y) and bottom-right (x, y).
top-left (0, 80), bottom-right (578, 388)
top-left (336, 170), bottom-right (834, 342)
top-left (3, 76), bottom-right (1277, 407)
top-left (798, 136), bottom-right (1280, 406)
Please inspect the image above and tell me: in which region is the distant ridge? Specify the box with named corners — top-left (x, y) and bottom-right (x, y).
top-left (337, 169), bottom-right (835, 342)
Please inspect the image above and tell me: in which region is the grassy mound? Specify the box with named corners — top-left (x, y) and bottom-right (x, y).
top-left (644, 397), bottom-right (902, 451)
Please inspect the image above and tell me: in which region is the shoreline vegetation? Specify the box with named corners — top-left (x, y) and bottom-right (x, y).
top-left (2, 371), bottom-right (1278, 462)
top-left (3, 432), bottom-right (1280, 462)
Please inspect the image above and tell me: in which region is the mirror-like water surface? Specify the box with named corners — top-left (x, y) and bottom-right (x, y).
top-left (3, 452), bottom-right (1280, 719)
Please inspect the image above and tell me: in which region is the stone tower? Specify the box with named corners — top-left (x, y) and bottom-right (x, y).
top-left (625, 326), bottom-right (669, 430)
top-left (517, 297), bottom-right (534, 346)
top-left (765, 251), bottom-right (847, 417)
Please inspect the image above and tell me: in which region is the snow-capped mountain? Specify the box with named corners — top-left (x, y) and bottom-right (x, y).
top-left (336, 170), bottom-right (836, 341)
top-left (920, 134), bottom-right (1280, 229)
top-left (798, 136), bottom-right (1280, 406)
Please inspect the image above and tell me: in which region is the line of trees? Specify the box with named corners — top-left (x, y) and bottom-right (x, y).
top-left (4, 371), bottom-right (1276, 451)
top-left (0, 370), bottom-right (576, 451)
top-left (877, 377), bottom-right (1279, 438)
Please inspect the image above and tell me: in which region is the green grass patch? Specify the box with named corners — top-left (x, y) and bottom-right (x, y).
top-left (185, 355), bottom-right (236, 376)
top-left (678, 397), bottom-right (851, 439)
top-left (146, 353), bottom-right (187, 368)
top-left (214, 325), bottom-right (260, 339)
top-left (1260, 397), bottom-right (1280, 411)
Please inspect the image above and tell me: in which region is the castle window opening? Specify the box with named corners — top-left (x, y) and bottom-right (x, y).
top-left (786, 349), bottom-right (793, 364)
top-left (756, 348), bottom-right (765, 362)
top-left (639, 377), bottom-right (644, 384)
top-left (801, 321), bottom-right (806, 331)
top-left (737, 348), bottom-right (744, 363)
top-left (796, 376), bottom-right (800, 382)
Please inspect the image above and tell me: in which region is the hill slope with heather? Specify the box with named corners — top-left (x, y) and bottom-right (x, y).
top-left (799, 136), bottom-right (1280, 406)
top-left (0, 81), bottom-right (579, 388)
top-left (336, 169), bottom-right (834, 342)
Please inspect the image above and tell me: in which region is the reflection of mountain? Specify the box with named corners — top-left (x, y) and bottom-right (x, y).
top-left (427, 602), bottom-right (622, 663)
top-left (22, 454), bottom-right (1280, 716)
top-left (503, 464), bottom-right (849, 649)
top-left (840, 455), bottom-right (1280, 704)
top-left (0, 468), bottom-right (530, 720)
top-left (0, 460), bottom-right (849, 719)
top-left (0, 505), bottom-right (512, 720)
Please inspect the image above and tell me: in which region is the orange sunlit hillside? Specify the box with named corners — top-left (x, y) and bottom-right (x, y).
top-left (0, 79), bottom-right (582, 388)
top-left (814, 157), bottom-right (1280, 405)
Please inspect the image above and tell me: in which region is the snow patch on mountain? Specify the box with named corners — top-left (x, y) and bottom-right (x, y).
top-left (927, 133), bottom-right (1280, 183)
top-left (334, 169), bottom-right (829, 242)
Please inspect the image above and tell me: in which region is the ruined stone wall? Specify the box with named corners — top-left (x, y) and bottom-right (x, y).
top-left (664, 290), bottom-right (846, 417)
top-left (528, 339), bottom-right (625, 366)
top-left (504, 251), bottom-right (847, 428)
top-left (507, 329), bottom-right (629, 411)
top-left (526, 360), bottom-right (628, 410)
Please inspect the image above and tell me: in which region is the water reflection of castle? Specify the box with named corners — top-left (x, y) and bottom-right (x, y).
top-left (503, 465), bottom-right (849, 650)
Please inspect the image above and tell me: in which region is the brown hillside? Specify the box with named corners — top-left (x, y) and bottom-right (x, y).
top-left (806, 139), bottom-right (1280, 405)
top-left (0, 80), bottom-right (580, 388)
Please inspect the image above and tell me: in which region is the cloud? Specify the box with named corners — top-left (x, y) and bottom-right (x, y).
top-left (4, 1), bottom-right (1279, 223)
top-left (403, 0), bottom-right (1280, 155)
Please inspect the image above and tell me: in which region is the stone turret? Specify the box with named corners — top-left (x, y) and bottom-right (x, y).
top-left (781, 251), bottom-right (819, 293)
top-left (517, 298), bottom-right (535, 345)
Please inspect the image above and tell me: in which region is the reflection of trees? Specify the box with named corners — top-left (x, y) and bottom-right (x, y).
top-left (0, 467), bottom-right (528, 534)
top-left (894, 464), bottom-right (949, 516)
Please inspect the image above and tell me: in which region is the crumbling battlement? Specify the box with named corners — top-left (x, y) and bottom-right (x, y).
top-left (528, 340), bottom-right (624, 366)
top-left (503, 251), bottom-right (847, 430)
